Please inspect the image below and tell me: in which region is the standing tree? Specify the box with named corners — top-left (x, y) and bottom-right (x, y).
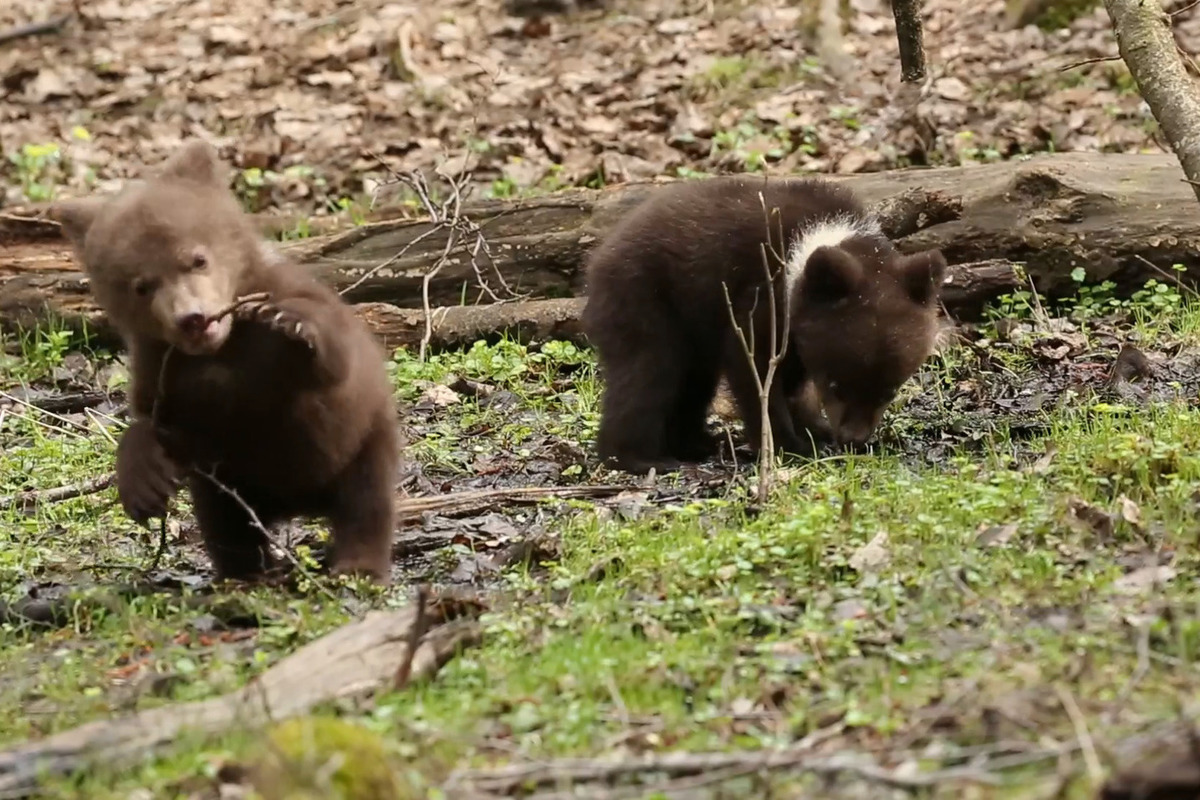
top-left (890, 0), bottom-right (928, 82)
top-left (1105, 0), bottom-right (1200, 203)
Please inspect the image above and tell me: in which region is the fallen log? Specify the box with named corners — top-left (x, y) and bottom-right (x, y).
top-left (0, 593), bottom-right (485, 799)
top-left (2, 152), bottom-right (1195, 347)
top-left (357, 257), bottom-right (1019, 353)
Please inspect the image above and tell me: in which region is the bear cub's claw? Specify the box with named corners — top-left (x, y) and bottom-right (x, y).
top-left (234, 300), bottom-right (317, 351)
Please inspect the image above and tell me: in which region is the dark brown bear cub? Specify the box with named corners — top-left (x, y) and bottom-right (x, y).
top-left (581, 175), bottom-right (947, 474)
top-left (52, 140), bottom-right (401, 584)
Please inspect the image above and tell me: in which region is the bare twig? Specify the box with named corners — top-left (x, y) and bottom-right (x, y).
top-left (1134, 253), bottom-right (1200, 300)
top-left (0, 390), bottom-right (102, 439)
top-left (207, 291), bottom-right (271, 323)
top-left (194, 468), bottom-right (343, 603)
top-left (890, 0), bottom-right (928, 83)
top-left (392, 585), bottom-right (431, 689)
top-left (1056, 684), bottom-right (1104, 785)
top-left (0, 474), bottom-right (114, 511)
top-left (720, 195), bottom-right (792, 504)
top-left (144, 518), bottom-right (170, 573)
top-left (360, 150), bottom-right (520, 361)
top-left (1059, 55), bottom-right (1124, 71)
top-left (394, 484), bottom-right (629, 522)
top-left (0, 14), bottom-right (70, 46)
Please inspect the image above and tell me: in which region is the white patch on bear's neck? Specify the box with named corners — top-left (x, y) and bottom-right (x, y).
top-left (783, 213), bottom-right (882, 298)
top-left (256, 239), bottom-right (287, 266)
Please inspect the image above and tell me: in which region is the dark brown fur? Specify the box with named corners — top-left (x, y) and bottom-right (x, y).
top-left (581, 174), bottom-right (947, 474)
top-left (52, 140), bottom-right (401, 584)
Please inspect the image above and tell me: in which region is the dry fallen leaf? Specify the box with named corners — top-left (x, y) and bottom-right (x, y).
top-left (1117, 495), bottom-right (1144, 531)
top-left (418, 384), bottom-right (462, 408)
top-left (1114, 565), bottom-right (1176, 595)
top-left (849, 531), bottom-right (890, 573)
top-left (1065, 497), bottom-right (1114, 542)
top-left (975, 522), bottom-right (1018, 548)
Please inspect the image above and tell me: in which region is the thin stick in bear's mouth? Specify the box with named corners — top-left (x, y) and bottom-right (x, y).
top-left (206, 291), bottom-right (271, 325)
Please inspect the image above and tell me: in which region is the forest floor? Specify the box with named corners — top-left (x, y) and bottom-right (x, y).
top-left (0, 0), bottom-right (1185, 217)
top-left (5, 0), bottom-right (1200, 798)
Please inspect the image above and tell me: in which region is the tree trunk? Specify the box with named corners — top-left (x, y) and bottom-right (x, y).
top-left (1, 152), bottom-right (1196, 350)
top-left (890, 0), bottom-right (928, 82)
top-left (1104, 0), bottom-right (1200, 203)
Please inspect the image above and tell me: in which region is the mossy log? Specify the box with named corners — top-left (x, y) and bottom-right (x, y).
top-left (1, 152), bottom-right (1197, 351)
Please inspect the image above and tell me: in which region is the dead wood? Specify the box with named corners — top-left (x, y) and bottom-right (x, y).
top-left (394, 484), bottom-right (629, 522)
top-left (1104, 0), bottom-right (1200, 203)
top-left (444, 744), bottom-right (1000, 798)
top-left (0, 474), bottom-right (114, 511)
top-left (4, 153), bottom-right (1199, 346)
top-left (18, 390), bottom-right (110, 415)
top-left (0, 14), bottom-right (70, 46)
top-left (0, 593), bottom-right (485, 800)
top-left (356, 297), bottom-right (588, 352)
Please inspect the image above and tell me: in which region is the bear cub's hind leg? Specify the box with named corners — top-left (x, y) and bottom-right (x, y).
top-left (188, 476), bottom-right (278, 582)
top-left (326, 427), bottom-right (398, 583)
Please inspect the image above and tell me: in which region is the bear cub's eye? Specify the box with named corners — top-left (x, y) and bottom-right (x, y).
top-left (132, 276), bottom-right (158, 297)
top-left (189, 252), bottom-right (208, 271)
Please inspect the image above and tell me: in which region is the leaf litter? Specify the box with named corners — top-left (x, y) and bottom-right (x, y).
top-left (0, 0), bottom-right (1193, 214)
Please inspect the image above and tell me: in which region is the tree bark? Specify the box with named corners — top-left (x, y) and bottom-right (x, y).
top-left (2, 152), bottom-right (1197, 350)
top-left (890, 0), bottom-right (928, 82)
top-left (1105, 0), bottom-right (1200, 203)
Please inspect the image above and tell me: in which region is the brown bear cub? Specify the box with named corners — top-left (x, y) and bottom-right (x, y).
top-left (581, 175), bottom-right (948, 474)
top-left (52, 140), bottom-right (401, 584)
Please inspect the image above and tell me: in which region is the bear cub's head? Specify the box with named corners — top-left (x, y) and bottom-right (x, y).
top-left (52, 140), bottom-right (263, 356)
top-left (790, 240), bottom-right (948, 447)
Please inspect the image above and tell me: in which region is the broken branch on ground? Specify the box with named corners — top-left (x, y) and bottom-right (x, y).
top-left (0, 596), bottom-right (485, 798)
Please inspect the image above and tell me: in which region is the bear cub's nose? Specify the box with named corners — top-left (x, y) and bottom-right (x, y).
top-left (177, 312), bottom-right (209, 338)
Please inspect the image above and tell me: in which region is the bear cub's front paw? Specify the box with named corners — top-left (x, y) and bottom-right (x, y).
top-left (116, 419), bottom-right (182, 526)
top-left (234, 299), bottom-right (318, 351)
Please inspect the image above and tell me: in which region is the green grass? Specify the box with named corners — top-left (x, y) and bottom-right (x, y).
top-left (3, 283), bottom-right (1200, 797)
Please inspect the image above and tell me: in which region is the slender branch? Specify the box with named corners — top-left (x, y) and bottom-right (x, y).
top-left (0, 14), bottom-right (70, 46)
top-left (393, 585), bottom-right (431, 689)
top-left (719, 195), bottom-right (793, 504)
top-left (362, 150), bottom-right (519, 362)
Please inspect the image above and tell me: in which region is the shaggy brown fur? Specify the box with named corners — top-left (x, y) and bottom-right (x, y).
top-left (581, 174), bottom-right (947, 474)
top-left (52, 140), bottom-right (401, 584)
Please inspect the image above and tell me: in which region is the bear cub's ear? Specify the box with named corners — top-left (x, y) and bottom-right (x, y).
top-left (896, 249), bottom-right (948, 306)
top-left (158, 139), bottom-right (224, 187)
top-left (51, 197), bottom-right (108, 253)
top-left (799, 246), bottom-right (864, 305)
